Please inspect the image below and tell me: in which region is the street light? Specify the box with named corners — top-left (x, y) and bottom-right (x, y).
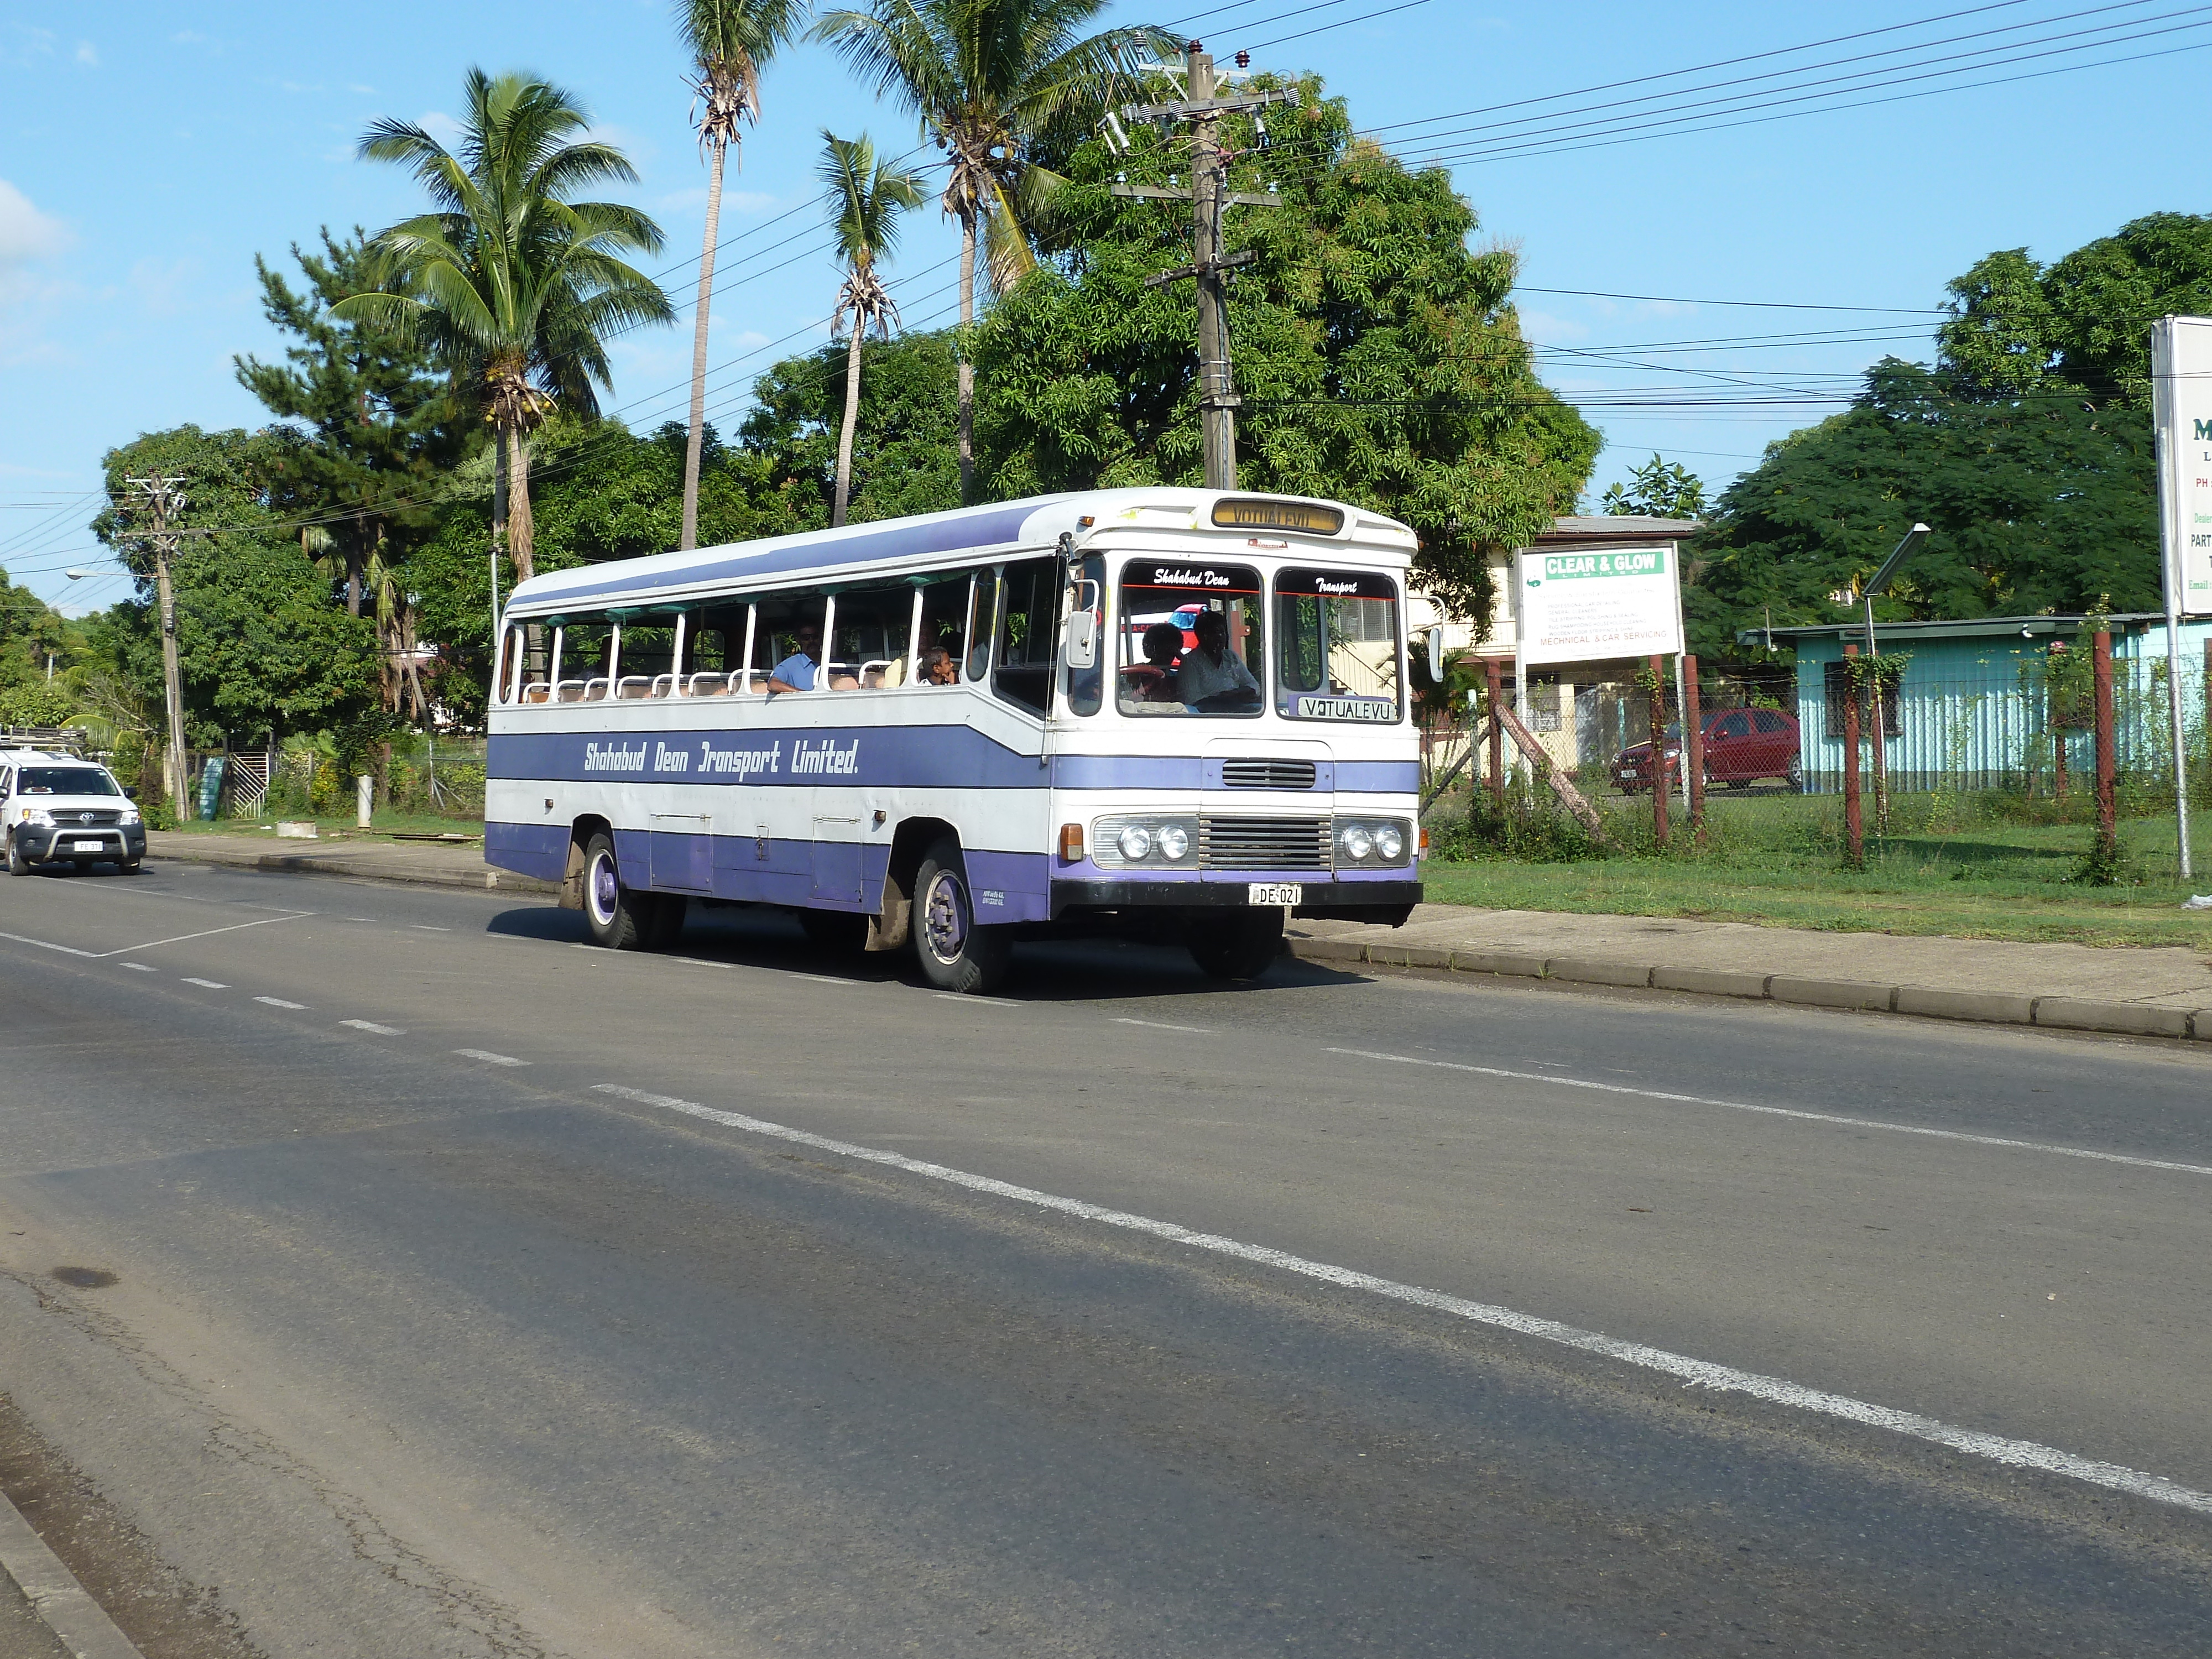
top-left (1861, 523), bottom-right (1932, 659)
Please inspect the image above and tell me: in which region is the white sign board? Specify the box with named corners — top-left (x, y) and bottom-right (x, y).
top-left (2153, 316), bottom-right (2212, 617)
top-left (1516, 545), bottom-right (1684, 666)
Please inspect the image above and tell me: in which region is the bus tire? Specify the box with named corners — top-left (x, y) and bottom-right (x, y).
top-left (1187, 908), bottom-right (1284, 982)
top-left (581, 831), bottom-right (650, 951)
top-left (912, 838), bottom-right (1010, 995)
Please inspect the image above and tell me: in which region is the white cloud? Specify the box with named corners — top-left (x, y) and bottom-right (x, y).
top-left (418, 109), bottom-right (465, 147)
top-left (1518, 309), bottom-right (1588, 345)
top-left (0, 180), bottom-right (70, 266)
top-left (348, 84), bottom-right (376, 95)
top-left (128, 256), bottom-right (196, 317)
top-left (75, 40), bottom-right (96, 66)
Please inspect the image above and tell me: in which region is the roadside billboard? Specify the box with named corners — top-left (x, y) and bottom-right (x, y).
top-left (1515, 544), bottom-right (1684, 666)
top-left (2152, 316), bottom-right (2212, 617)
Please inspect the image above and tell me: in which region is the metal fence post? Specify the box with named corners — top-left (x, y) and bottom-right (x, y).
top-left (2094, 628), bottom-right (2117, 869)
top-left (1683, 655), bottom-right (1705, 836)
top-left (1647, 654), bottom-right (1670, 844)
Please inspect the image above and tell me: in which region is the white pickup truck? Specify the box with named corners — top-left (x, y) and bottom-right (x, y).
top-left (2, 748), bottom-right (146, 875)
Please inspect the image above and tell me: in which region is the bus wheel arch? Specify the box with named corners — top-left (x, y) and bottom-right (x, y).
top-left (560, 817), bottom-right (610, 912)
top-left (869, 817), bottom-right (952, 953)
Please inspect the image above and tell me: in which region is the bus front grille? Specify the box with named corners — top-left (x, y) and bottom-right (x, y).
top-left (1220, 758), bottom-right (1317, 790)
top-left (1198, 816), bottom-right (1332, 871)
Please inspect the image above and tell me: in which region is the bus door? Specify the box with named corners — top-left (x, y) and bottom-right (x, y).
top-left (650, 813), bottom-right (714, 894)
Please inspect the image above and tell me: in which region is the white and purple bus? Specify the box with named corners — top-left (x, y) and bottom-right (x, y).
top-left (484, 488), bottom-right (1423, 994)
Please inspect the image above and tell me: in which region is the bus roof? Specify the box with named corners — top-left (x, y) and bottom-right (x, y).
top-left (502, 488), bottom-right (1413, 619)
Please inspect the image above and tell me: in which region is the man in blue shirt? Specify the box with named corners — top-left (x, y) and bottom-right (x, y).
top-left (767, 622), bottom-right (821, 693)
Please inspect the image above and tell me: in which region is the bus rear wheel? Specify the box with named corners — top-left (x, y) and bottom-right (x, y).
top-left (581, 831), bottom-right (654, 951)
top-left (912, 838), bottom-right (1009, 994)
top-left (1188, 908), bottom-right (1284, 982)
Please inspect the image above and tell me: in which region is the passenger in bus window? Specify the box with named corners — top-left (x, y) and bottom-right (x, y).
top-left (1139, 622), bottom-right (1184, 702)
top-left (767, 623), bottom-right (821, 693)
top-left (920, 645), bottom-right (958, 685)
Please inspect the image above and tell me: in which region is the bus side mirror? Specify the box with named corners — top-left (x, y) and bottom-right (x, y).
top-left (1424, 626), bottom-right (1447, 681)
top-left (1063, 578), bottom-right (1102, 669)
top-left (1064, 611), bottom-right (1099, 670)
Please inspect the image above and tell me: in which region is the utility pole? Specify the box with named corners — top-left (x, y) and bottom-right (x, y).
top-left (1114, 44), bottom-right (1296, 490)
top-left (126, 474), bottom-right (192, 820)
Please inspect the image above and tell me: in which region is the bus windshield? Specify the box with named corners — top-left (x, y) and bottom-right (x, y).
top-left (1275, 568), bottom-right (1402, 722)
top-left (1116, 559), bottom-right (1264, 717)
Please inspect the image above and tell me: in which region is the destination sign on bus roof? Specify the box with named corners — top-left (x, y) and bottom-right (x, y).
top-left (1211, 497), bottom-right (1344, 535)
top-left (1126, 564), bottom-right (1260, 592)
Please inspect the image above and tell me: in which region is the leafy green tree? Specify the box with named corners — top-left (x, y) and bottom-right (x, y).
top-left (675, 0), bottom-right (811, 551)
top-left (1600, 454), bottom-right (1704, 520)
top-left (234, 229), bottom-right (462, 617)
top-left (818, 129), bottom-right (925, 525)
top-left (811, 0), bottom-right (1169, 500)
top-left (336, 70), bottom-right (674, 585)
top-left (1690, 359), bottom-right (2156, 661)
top-left (971, 75), bottom-right (1599, 630)
top-left (1939, 212), bottom-right (2212, 405)
top-left (88, 426), bottom-right (379, 745)
top-left (742, 328), bottom-right (962, 522)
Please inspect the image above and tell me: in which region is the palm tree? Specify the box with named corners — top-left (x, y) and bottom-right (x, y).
top-left (335, 70), bottom-right (673, 586)
top-left (819, 131), bottom-right (925, 526)
top-left (811, 0), bottom-right (1168, 500)
top-left (675, 0), bottom-right (811, 551)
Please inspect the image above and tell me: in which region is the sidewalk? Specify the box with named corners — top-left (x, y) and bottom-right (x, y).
top-left (144, 833), bottom-right (2212, 1041)
top-left (1287, 904), bottom-right (2212, 1041)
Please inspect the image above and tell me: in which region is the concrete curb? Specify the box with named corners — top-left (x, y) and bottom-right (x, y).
top-left (149, 840), bottom-right (557, 896)
top-left (1288, 936), bottom-right (2212, 1044)
top-left (0, 1486), bottom-right (145, 1659)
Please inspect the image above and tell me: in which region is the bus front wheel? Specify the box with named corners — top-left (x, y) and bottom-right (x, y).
top-left (912, 838), bottom-right (1010, 995)
top-left (581, 831), bottom-right (653, 951)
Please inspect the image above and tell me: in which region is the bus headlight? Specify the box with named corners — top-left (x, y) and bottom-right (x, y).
top-left (1342, 824), bottom-right (1374, 860)
top-left (1374, 822), bottom-right (1404, 861)
top-left (1156, 823), bottom-right (1189, 860)
top-left (1093, 815), bottom-right (1199, 867)
top-left (1118, 825), bottom-right (1153, 861)
top-left (1333, 817), bottom-right (1412, 866)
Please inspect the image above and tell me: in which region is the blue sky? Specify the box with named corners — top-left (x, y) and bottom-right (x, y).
top-left (3, 0), bottom-right (2207, 612)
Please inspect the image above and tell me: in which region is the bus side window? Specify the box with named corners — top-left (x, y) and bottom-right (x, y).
top-left (992, 556), bottom-right (1060, 716)
top-left (915, 573), bottom-right (977, 682)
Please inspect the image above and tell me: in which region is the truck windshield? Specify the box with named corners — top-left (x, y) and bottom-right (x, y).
top-left (19, 767), bottom-right (119, 796)
top-left (1274, 568), bottom-right (1401, 723)
top-left (1115, 560), bottom-right (1263, 717)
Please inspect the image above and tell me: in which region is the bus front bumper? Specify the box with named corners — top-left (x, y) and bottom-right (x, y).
top-left (1049, 878), bottom-right (1419, 926)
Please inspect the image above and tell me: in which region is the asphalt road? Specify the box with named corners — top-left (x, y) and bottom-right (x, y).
top-left (1, 859), bottom-right (2208, 1657)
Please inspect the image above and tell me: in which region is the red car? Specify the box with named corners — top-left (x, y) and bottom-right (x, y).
top-left (1613, 707), bottom-right (1802, 794)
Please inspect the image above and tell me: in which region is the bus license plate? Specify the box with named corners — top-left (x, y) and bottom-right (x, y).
top-left (1246, 883), bottom-right (1301, 906)
top-left (71, 840), bottom-right (103, 853)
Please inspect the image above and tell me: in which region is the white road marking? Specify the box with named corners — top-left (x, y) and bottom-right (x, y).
top-left (121, 962), bottom-right (155, 972)
top-left (592, 1081), bottom-right (2212, 1520)
top-left (411, 925), bottom-right (450, 932)
top-left (455, 1048), bottom-right (528, 1067)
top-left (93, 913), bottom-right (309, 958)
top-left (1112, 1017), bottom-right (1215, 1034)
top-left (254, 997), bottom-right (307, 1010)
top-left (341, 1019), bottom-right (404, 1036)
top-left (1324, 1047), bottom-right (2212, 1179)
top-left (0, 930), bottom-right (100, 959)
top-left (936, 992), bottom-right (1016, 1008)
top-left (180, 978), bottom-right (228, 989)
top-left (789, 972), bottom-right (857, 986)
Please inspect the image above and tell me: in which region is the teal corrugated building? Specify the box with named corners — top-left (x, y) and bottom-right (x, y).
top-left (1743, 614), bottom-right (2212, 794)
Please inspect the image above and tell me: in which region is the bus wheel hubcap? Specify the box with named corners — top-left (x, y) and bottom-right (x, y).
top-left (924, 872), bottom-right (967, 962)
top-left (591, 854), bottom-right (618, 924)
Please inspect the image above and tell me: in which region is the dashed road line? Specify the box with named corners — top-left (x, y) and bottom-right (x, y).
top-left (180, 977), bottom-right (228, 989)
top-left (254, 996), bottom-right (307, 1010)
top-left (591, 1081), bottom-right (2212, 1521)
top-left (1112, 1016), bottom-right (1214, 1034)
top-left (411, 925), bottom-right (451, 932)
top-left (936, 992), bottom-right (1016, 1008)
top-left (455, 1048), bottom-right (528, 1067)
top-left (121, 962), bottom-right (155, 972)
top-left (1324, 1046), bottom-right (2212, 1178)
top-left (341, 1019), bottom-right (404, 1036)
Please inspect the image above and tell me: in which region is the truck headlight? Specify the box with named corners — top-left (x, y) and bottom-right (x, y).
top-left (22, 808), bottom-right (53, 828)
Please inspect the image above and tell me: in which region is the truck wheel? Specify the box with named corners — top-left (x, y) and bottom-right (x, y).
top-left (581, 831), bottom-right (651, 951)
top-left (912, 838), bottom-right (1010, 994)
top-left (6, 834), bottom-right (28, 876)
top-left (1188, 908), bottom-right (1285, 981)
